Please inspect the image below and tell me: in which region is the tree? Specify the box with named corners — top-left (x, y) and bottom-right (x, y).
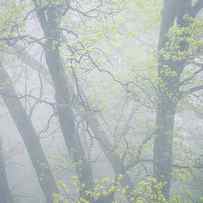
top-left (154, 0), bottom-right (203, 198)
top-left (31, 0), bottom-right (94, 199)
top-left (0, 0), bottom-right (203, 202)
top-left (0, 62), bottom-right (58, 203)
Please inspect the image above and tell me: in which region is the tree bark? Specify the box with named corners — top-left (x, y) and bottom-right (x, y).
top-left (32, 3), bottom-right (94, 197)
top-left (0, 63), bottom-right (58, 203)
top-left (0, 137), bottom-right (13, 203)
top-left (153, 0), bottom-right (192, 198)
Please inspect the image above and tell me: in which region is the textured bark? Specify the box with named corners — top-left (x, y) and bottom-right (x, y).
top-left (0, 64), bottom-right (58, 203)
top-left (0, 137), bottom-right (13, 203)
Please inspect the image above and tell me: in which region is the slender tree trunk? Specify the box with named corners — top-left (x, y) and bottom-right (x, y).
top-left (154, 0), bottom-right (178, 196)
top-left (87, 115), bottom-right (133, 187)
top-left (154, 94), bottom-right (177, 198)
top-left (45, 38), bottom-right (93, 195)
top-left (153, 0), bottom-right (192, 198)
top-left (0, 63), bottom-right (58, 203)
top-left (0, 137), bottom-right (13, 203)
top-left (32, 4), bottom-right (94, 197)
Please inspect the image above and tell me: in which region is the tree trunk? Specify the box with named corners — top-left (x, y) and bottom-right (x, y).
top-left (0, 137), bottom-right (13, 203)
top-left (153, 0), bottom-right (192, 198)
top-left (45, 43), bottom-right (94, 194)
top-left (87, 115), bottom-right (133, 187)
top-left (154, 94), bottom-right (177, 198)
top-left (33, 4), bottom-right (94, 197)
top-left (0, 63), bottom-right (58, 203)
top-left (11, 44), bottom-right (133, 202)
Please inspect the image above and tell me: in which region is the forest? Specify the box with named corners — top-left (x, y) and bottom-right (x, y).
top-left (0, 0), bottom-right (203, 202)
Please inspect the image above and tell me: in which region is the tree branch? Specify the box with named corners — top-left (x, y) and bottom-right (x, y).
top-left (191, 0), bottom-right (203, 17)
top-left (181, 85), bottom-right (203, 97)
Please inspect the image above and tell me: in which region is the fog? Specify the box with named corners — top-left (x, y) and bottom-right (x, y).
top-left (0, 0), bottom-right (203, 203)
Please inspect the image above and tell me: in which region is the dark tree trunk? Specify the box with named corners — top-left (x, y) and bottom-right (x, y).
top-left (154, 94), bottom-right (177, 198)
top-left (33, 4), bottom-right (94, 197)
top-left (153, 0), bottom-right (192, 198)
top-left (45, 39), bottom-right (93, 194)
top-left (0, 137), bottom-right (13, 203)
top-left (0, 64), bottom-right (58, 203)
top-left (154, 0), bottom-right (178, 197)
